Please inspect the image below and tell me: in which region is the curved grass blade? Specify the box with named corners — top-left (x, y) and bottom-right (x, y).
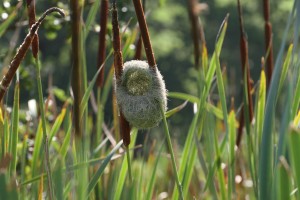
top-left (165, 101), bottom-right (188, 118)
top-left (277, 157), bottom-right (291, 200)
top-left (49, 107), bottom-right (67, 145)
top-left (278, 44), bottom-right (293, 97)
top-left (0, 8), bottom-right (18, 37)
top-left (228, 110), bottom-right (237, 199)
top-left (80, 51), bottom-right (112, 119)
top-left (113, 132), bottom-right (138, 200)
top-left (84, 0), bottom-right (101, 39)
top-left (168, 92), bottom-right (223, 119)
top-left (292, 75), bottom-right (300, 117)
top-left (288, 126), bottom-right (300, 193)
top-left (168, 92), bottom-right (200, 104)
top-left (9, 81), bottom-right (19, 177)
top-left (86, 128), bottom-right (138, 198)
top-left (145, 141), bottom-right (164, 200)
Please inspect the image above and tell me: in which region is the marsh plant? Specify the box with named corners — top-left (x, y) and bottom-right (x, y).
top-left (116, 60), bottom-right (167, 129)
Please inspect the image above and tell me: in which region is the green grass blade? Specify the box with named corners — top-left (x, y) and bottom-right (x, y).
top-left (114, 132), bottom-right (138, 200)
top-left (292, 74), bottom-right (300, 117)
top-left (215, 44), bottom-right (228, 133)
top-left (165, 101), bottom-right (188, 118)
top-left (63, 181), bottom-right (72, 200)
top-left (31, 121), bottom-right (43, 177)
top-left (49, 107), bottom-right (67, 145)
top-left (172, 15), bottom-right (228, 200)
top-left (84, 0), bottom-right (101, 39)
top-left (277, 157), bottom-right (291, 200)
top-left (59, 123), bottom-right (72, 158)
top-left (101, 66), bottom-right (114, 105)
top-left (145, 141), bottom-right (164, 200)
top-left (168, 92), bottom-right (200, 103)
top-left (53, 158), bottom-right (64, 200)
top-left (255, 70), bottom-right (266, 153)
top-left (0, 173), bottom-right (8, 200)
top-left (203, 15), bottom-right (228, 100)
top-left (86, 128), bottom-right (138, 198)
top-left (228, 110), bottom-right (237, 199)
top-left (160, 103), bottom-right (183, 200)
top-left (0, 10), bottom-right (16, 37)
top-left (168, 92), bottom-right (223, 119)
top-left (35, 57), bottom-right (54, 199)
top-left (214, 128), bottom-right (226, 200)
top-left (171, 110), bottom-right (200, 200)
top-left (9, 81), bottom-right (19, 177)
top-left (80, 51), bottom-right (112, 119)
top-left (0, 108), bottom-right (4, 159)
top-left (288, 126), bottom-right (300, 194)
top-left (278, 44), bottom-right (293, 97)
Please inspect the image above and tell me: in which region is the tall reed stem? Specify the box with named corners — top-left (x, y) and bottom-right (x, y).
top-left (97, 0), bottom-right (109, 88)
top-left (263, 0), bottom-right (274, 87)
top-left (132, 0), bottom-right (156, 68)
top-left (112, 2), bottom-right (131, 147)
top-left (70, 0), bottom-right (83, 138)
top-left (112, 2), bottom-right (132, 182)
top-left (236, 0), bottom-right (254, 146)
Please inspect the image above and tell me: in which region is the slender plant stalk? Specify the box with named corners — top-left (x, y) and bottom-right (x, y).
top-left (112, 2), bottom-right (132, 185)
top-left (263, 0), bottom-right (274, 87)
top-left (125, 147), bottom-right (133, 183)
top-left (9, 80), bottom-right (19, 177)
top-left (112, 2), bottom-right (131, 147)
top-left (159, 103), bottom-right (183, 200)
top-left (70, 0), bottom-right (83, 138)
top-left (97, 0), bottom-right (109, 87)
top-left (236, 0), bottom-right (254, 146)
top-left (26, 0), bottom-right (39, 58)
top-left (35, 57), bottom-right (54, 200)
top-left (0, 7), bottom-right (64, 102)
top-left (134, 34), bottom-right (143, 60)
top-left (95, 0), bottom-right (108, 158)
top-left (187, 0), bottom-right (201, 69)
top-left (132, 0), bottom-right (156, 68)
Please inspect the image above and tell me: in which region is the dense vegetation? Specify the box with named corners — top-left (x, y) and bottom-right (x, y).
top-left (0, 0), bottom-right (299, 199)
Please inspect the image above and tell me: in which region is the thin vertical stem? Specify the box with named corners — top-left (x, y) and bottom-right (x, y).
top-left (70, 0), bottom-right (83, 138)
top-left (263, 0), bottom-right (274, 87)
top-left (159, 103), bottom-right (183, 200)
top-left (112, 2), bottom-right (131, 146)
top-left (132, 0), bottom-right (156, 68)
top-left (126, 147), bottom-right (133, 183)
top-left (187, 0), bottom-right (201, 69)
top-left (134, 34), bottom-right (143, 60)
top-left (97, 0), bottom-right (109, 88)
top-left (26, 0), bottom-right (39, 58)
top-left (236, 0), bottom-right (254, 146)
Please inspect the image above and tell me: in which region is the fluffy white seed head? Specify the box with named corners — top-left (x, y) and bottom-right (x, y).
top-left (116, 60), bottom-right (167, 128)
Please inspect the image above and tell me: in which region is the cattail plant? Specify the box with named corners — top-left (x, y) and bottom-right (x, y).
top-left (236, 0), bottom-right (254, 146)
top-left (115, 60), bottom-right (167, 128)
top-left (0, 7), bottom-right (65, 102)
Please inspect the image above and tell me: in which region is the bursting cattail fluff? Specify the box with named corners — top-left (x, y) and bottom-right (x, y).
top-left (116, 60), bottom-right (167, 129)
